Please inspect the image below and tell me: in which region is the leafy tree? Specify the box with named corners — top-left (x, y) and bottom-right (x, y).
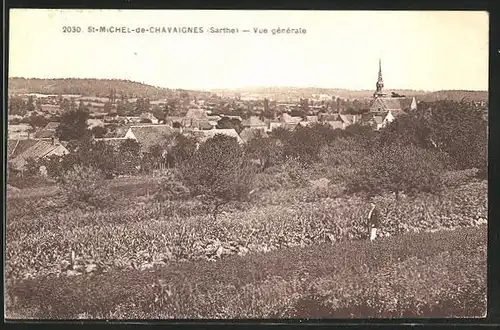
top-left (347, 143), bottom-right (448, 199)
top-left (135, 98), bottom-right (150, 114)
top-left (343, 123), bottom-right (377, 147)
top-left (166, 133), bottom-right (198, 167)
top-left (154, 170), bottom-right (190, 201)
top-left (35, 98), bottom-right (42, 111)
top-left (269, 126), bottom-right (293, 142)
top-left (8, 96), bottom-right (27, 116)
top-left (165, 99), bottom-right (179, 116)
top-left (116, 99), bottom-right (133, 116)
top-left (152, 105), bottom-right (166, 121)
top-left (309, 123), bottom-right (343, 144)
top-left (149, 143), bottom-right (164, 159)
top-left (246, 133), bottom-right (284, 172)
top-left (282, 125), bottom-right (329, 164)
top-left (290, 109), bottom-right (307, 117)
top-left (59, 98), bottom-right (70, 112)
top-left (37, 154), bottom-right (66, 179)
top-left (119, 138), bottom-right (141, 154)
top-left (116, 139), bottom-right (142, 175)
top-left (103, 102), bottom-right (113, 113)
top-left (90, 140), bottom-right (118, 178)
top-left (140, 143), bottom-right (167, 172)
top-left (24, 157), bottom-right (41, 177)
top-left (422, 100), bottom-right (487, 171)
top-left (180, 134), bottom-right (256, 220)
top-left (26, 96), bottom-right (36, 112)
top-left (58, 164), bottom-right (112, 209)
top-left (27, 114), bottom-right (49, 128)
top-left (376, 113), bottom-right (433, 149)
top-left (379, 100), bottom-right (487, 177)
top-left (56, 105), bottom-right (90, 141)
top-left (91, 126), bottom-right (108, 138)
top-left (216, 117), bottom-right (243, 133)
top-left (109, 88), bottom-right (117, 104)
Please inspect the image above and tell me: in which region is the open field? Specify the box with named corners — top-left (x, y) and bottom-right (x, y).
top-left (7, 175), bottom-right (164, 200)
top-left (6, 226), bottom-right (486, 319)
top-left (5, 170), bottom-right (487, 319)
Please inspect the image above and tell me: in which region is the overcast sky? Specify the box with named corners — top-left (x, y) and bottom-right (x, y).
top-left (9, 9), bottom-right (489, 91)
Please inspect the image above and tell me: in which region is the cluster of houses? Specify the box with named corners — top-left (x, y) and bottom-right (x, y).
top-left (8, 60), bottom-right (420, 175)
top-left (6, 98), bottom-right (415, 175)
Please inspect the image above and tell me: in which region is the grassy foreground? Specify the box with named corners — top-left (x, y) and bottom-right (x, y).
top-left (6, 225), bottom-right (486, 319)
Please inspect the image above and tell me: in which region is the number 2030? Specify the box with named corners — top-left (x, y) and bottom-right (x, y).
top-left (62, 26), bottom-right (81, 33)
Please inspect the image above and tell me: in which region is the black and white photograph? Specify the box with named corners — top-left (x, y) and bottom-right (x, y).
top-left (5, 9), bottom-right (488, 319)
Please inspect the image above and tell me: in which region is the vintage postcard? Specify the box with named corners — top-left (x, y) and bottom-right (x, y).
top-left (5, 9), bottom-right (488, 319)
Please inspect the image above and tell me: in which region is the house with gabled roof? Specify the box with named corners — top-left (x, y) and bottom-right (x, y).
top-left (359, 111), bottom-right (395, 130)
top-left (87, 119), bottom-right (105, 129)
top-left (183, 108), bottom-right (211, 128)
top-left (369, 97), bottom-right (414, 115)
top-left (44, 122), bottom-right (60, 130)
top-left (318, 113), bottom-right (340, 122)
top-left (123, 125), bottom-right (179, 152)
top-left (8, 138), bottom-right (69, 171)
top-left (240, 127), bottom-right (268, 143)
top-left (197, 120), bottom-right (215, 130)
top-left (338, 114), bottom-right (360, 126)
top-left (326, 120), bottom-right (346, 130)
top-left (220, 115), bottom-right (243, 122)
top-left (242, 116), bottom-right (267, 129)
top-left (266, 120), bottom-right (285, 132)
top-left (187, 128), bottom-right (244, 145)
top-left (33, 122), bottom-right (60, 139)
top-left (298, 121), bottom-right (314, 128)
top-left (304, 115), bottom-right (319, 123)
top-left (280, 113), bottom-right (302, 125)
top-left (140, 112), bottom-right (159, 124)
top-left (161, 116), bottom-right (183, 128)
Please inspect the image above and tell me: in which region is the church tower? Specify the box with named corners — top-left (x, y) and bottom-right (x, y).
top-left (373, 59), bottom-right (387, 98)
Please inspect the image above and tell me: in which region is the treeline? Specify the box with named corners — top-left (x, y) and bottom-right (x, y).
top-left (417, 90), bottom-right (488, 103)
top-left (8, 78), bottom-right (211, 100)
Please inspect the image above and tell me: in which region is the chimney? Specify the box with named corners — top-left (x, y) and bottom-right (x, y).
top-left (51, 136), bottom-right (55, 145)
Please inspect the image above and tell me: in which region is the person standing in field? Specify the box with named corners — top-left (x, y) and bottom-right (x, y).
top-left (368, 201), bottom-right (381, 242)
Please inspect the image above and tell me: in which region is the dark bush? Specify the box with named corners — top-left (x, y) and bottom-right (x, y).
top-left (58, 165), bottom-right (112, 210)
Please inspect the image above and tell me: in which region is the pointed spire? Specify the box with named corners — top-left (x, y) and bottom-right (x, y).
top-left (374, 58), bottom-right (386, 98)
top-left (377, 58), bottom-right (384, 86)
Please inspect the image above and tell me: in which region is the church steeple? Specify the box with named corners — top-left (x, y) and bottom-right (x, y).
top-left (374, 58), bottom-right (386, 98)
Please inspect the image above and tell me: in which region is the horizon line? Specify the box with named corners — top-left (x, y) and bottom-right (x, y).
top-left (7, 77), bottom-right (489, 94)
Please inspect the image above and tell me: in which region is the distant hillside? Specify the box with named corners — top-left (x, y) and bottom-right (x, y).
top-left (418, 90), bottom-right (488, 102)
top-left (211, 87), bottom-right (427, 100)
top-left (9, 79), bottom-right (488, 103)
top-left (8, 78), bottom-right (212, 100)
top-left (211, 87), bottom-right (488, 102)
